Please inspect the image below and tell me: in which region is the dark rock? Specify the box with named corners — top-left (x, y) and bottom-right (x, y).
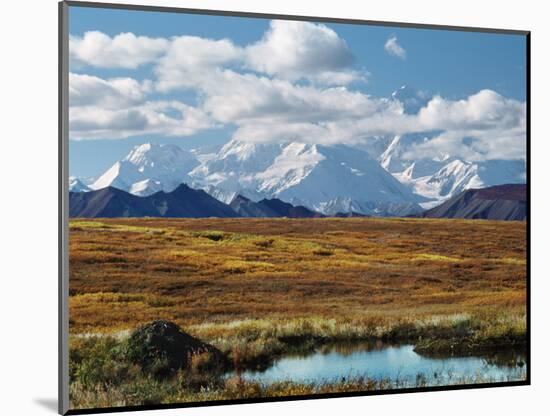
top-left (127, 320), bottom-right (225, 377)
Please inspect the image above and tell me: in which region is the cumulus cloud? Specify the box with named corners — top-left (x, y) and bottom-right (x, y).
top-left (153, 21), bottom-right (365, 91)
top-left (69, 73), bottom-right (152, 108)
top-left (245, 20), bottom-right (366, 85)
top-left (417, 89), bottom-right (525, 131)
top-left (402, 90), bottom-right (526, 161)
top-left (228, 85), bottom-right (525, 163)
top-left (200, 71), bottom-right (392, 124)
top-left (403, 127), bottom-right (526, 162)
top-left (155, 36), bottom-right (243, 92)
top-left (69, 100), bottom-right (215, 140)
top-left (70, 31), bottom-right (169, 68)
top-left (384, 36), bottom-right (406, 59)
top-left (68, 23), bottom-right (526, 163)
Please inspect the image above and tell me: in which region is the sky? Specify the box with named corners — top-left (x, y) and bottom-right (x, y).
top-left (68, 5), bottom-right (527, 178)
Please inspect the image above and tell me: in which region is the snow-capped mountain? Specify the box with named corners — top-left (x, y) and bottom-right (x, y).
top-left (89, 143), bottom-right (199, 196)
top-left (383, 141), bottom-right (525, 209)
top-left (70, 137), bottom-right (524, 215)
top-left (375, 130), bottom-right (525, 209)
top-left (394, 159), bottom-right (482, 208)
top-left (68, 85), bottom-right (526, 216)
top-left (352, 86), bottom-right (526, 208)
top-left (69, 176), bottom-right (91, 192)
top-left (391, 85), bottom-right (430, 114)
top-left (189, 139), bottom-right (424, 216)
top-left (378, 133), bottom-right (447, 175)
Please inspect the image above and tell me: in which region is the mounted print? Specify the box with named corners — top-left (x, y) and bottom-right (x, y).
top-left (59, 1), bottom-right (530, 414)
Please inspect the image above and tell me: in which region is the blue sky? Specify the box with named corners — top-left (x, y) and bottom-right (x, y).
top-left (68, 5), bottom-right (527, 178)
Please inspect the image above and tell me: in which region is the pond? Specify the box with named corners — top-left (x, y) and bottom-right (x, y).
top-left (234, 342), bottom-right (526, 387)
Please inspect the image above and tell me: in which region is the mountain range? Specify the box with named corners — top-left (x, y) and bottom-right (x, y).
top-left (422, 184), bottom-right (527, 221)
top-left (69, 86), bottom-right (526, 217)
top-left (70, 182), bottom-right (527, 221)
top-left (229, 195), bottom-right (322, 218)
top-left (69, 184), bottom-right (238, 218)
top-left (69, 185), bottom-right (327, 219)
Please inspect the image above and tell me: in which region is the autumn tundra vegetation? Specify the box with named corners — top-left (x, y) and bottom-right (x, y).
top-left (68, 217), bottom-right (527, 409)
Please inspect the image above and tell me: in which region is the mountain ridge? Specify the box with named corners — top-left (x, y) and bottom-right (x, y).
top-left (69, 186), bottom-right (328, 219)
top-left (70, 184), bottom-right (239, 218)
top-left (89, 143), bottom-right (200, 196)
top-left (68, 86), bottom-right (526, 216)
top-left (421, 184), bottom-right (526, 220)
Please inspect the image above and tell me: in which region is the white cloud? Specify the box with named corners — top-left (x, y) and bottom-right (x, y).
top-left (70, 31), bottom-right (169, 69)
top-left (404, 90), bottom-right (526, 161)
top-left (245, 20), bottom-right (365, 85)
top-left (384, 36), bottom-right (406, 59)
top-left (69, 100), bottom-right (215, 140)
top-left (155, 36), bottom-right (243, 92)
top-left (69, 73), bottom-right (152, 108)
top-left (153, 21), bottom-right (366, 91)
top-left (403, 127), bottom-right (526, 162)
top-left (192, 68), bottom-right (397, 129)
top-left (67, 25), bottom-right (526, 163)
top-left (225, 84), bottom-right (526, 163)
top-left (417, 89), bottom-right (525, 131)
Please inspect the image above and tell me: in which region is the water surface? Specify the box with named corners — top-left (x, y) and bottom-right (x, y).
top-left (236, 342), bottom-right (526, 386)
